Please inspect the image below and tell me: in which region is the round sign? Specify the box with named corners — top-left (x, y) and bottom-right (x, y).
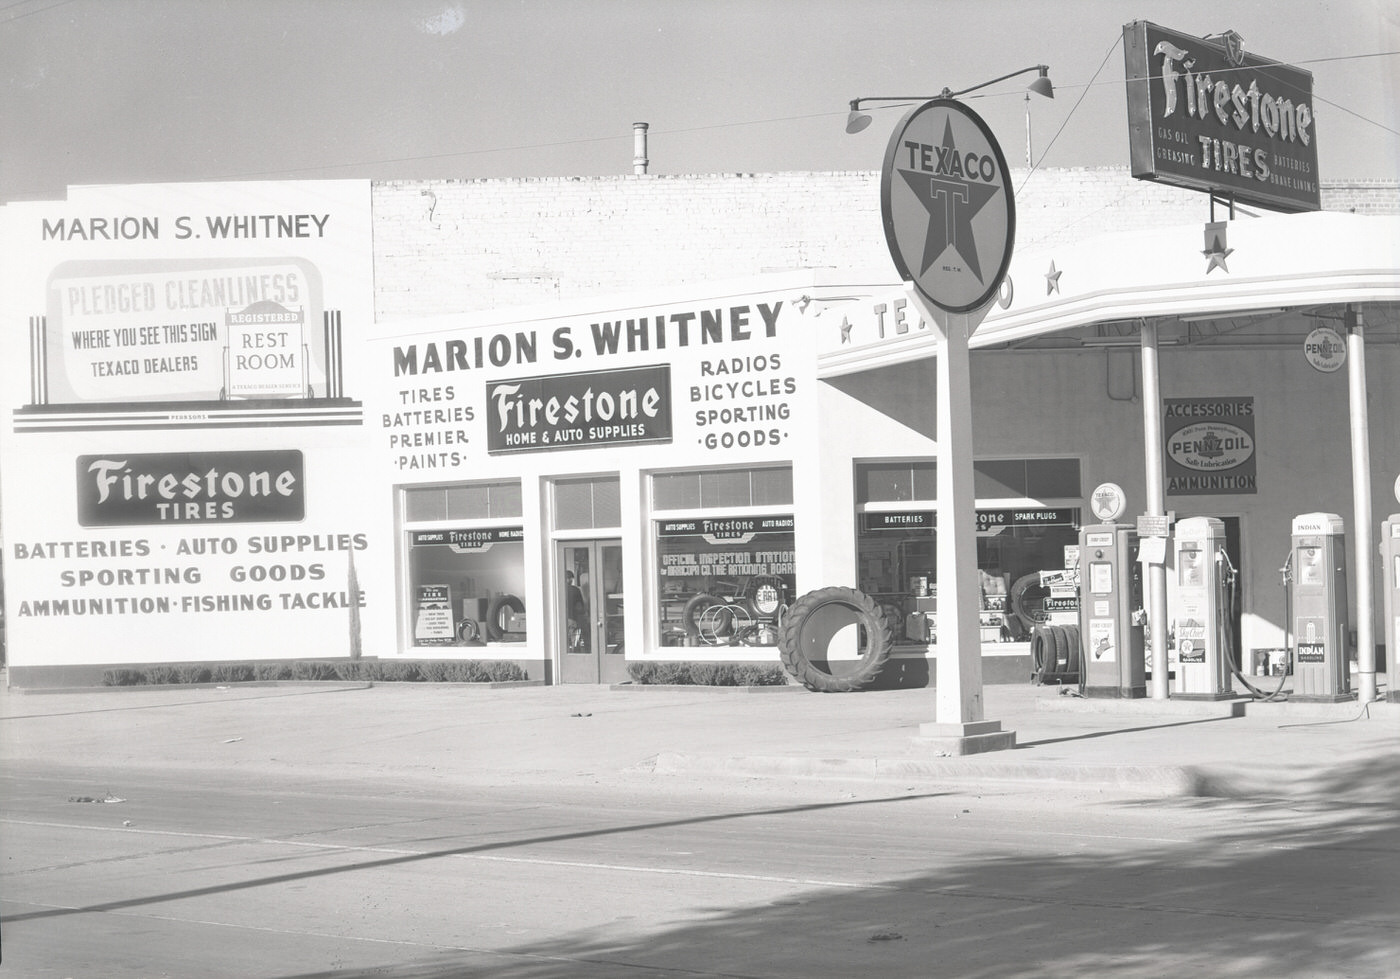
top-left (1303, 326), bottom-right (1346, 373)
top-left (1090, 482), bottom-right (1128, 522)
top-left (1394, 473), bottom-right (1400, 506)
top-left (880, 98), bottom-right (1015, 313)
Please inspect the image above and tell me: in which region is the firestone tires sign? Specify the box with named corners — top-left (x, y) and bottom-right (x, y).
top-left (1123, 21), bottom-right (1320, 213)
top-left (880, 98), bottom-right (1015, 314)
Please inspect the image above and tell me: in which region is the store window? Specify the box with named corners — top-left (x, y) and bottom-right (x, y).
top-left (854, 459), bottom-right (1081, 645)
top-left (653, 466), bottom-right (795, 649)
top-left (402, 480), bottom-right (526, 646)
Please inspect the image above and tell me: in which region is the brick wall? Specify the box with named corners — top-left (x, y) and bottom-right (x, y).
top-left (372, 167), bottom-right (1399, 321)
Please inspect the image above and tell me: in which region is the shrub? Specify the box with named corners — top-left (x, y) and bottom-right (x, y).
top-left (334, 661), bottom-right (366, 681)
top-left (211, 663), bottom-right (254, 683)
top-left (144, 665), bottom-right (180, 685)
top-left (178, 665), bottom-right (212, 684)
top-left (377, 661), bottom-right (422, 682)
top-left (290, 661), bottom-right (337, 681)
top-left (414, 659), bottom-right (526, 682)
top-left (95, 658), bottom-right (523, 686)
top-left (626, 661), bottom-right (789, 686)
top-left (102, 668), bottom-right (146, 686)
top-left (486, 660), bottom-right (527, 682)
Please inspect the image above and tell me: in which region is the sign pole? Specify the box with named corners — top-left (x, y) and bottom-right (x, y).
top-left (878, 96), bottom-right (1018, 753)
top-left (1141, 321), bottom-right (1171, 699)
top-left (1346, 310), bottom-right (1377, 704)
top-left (922, 302), bottom-right (993, 727)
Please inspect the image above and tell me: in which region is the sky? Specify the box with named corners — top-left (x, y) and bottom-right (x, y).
top-left (1, 0), bottom-right (1396, 204)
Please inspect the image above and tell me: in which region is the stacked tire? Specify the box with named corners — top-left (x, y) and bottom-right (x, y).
top-left (1031, 623), bottom-right (1081, 686)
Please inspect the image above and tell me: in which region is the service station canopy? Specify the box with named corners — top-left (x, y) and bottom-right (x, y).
top-left (814, 212), bottom-right (1400, 377)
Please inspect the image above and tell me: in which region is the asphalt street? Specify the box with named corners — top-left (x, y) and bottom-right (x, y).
top-left (1, 681), bottom-right (1397, 978)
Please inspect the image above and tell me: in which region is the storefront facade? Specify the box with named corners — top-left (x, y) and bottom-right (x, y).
top-left (2, 176), bottom-right (1397, 688)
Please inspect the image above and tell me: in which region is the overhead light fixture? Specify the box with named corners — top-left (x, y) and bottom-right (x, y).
top-left (1179, 307), bottom-right (1286, 323)
top-left (1080, 336), bottom-right (1183, 347)
top-left (845, 65), bottom-right (1053, 134)
top-left (1080, 337), bottom-right (1142, 348)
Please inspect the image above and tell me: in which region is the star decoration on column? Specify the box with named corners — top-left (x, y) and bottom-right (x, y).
top-left (839, 316), bottom-right (853, 343)
top-left (897, 118), bottom-right (999, 282)
top-left (1202, 222), bottom-right (1233, 275)
top-left (1045, 261), bottom-right (1062, 295)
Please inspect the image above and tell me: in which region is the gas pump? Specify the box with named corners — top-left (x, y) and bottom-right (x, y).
top-left (1078, 522), bottom-right (1145, 698)
top-left (1380, 512), bottom-right (1400, 703)
top-left (1170, 517), bottom-right (1233, 699)
top-left (1289, 512), bottom-right (1352, 702)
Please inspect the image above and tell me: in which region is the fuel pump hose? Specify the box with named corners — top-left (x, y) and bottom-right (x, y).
top-left (1219, 547), bottom-right (1289, 702)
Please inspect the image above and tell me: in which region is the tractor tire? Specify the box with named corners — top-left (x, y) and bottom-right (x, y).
top-left (778, 586), bottom-right (892, 692)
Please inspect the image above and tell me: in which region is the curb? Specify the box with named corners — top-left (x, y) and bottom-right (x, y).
top-left (1035, 694), bottom-right (1247, 718)
top-left (609, 683), bottom-right (805, 694)
top-left (649, 750), bottom-right (1203, 796)
top-left (6, 680), bottom-right (375, 696)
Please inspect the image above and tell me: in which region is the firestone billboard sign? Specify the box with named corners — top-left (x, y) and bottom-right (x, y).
top-left (1123, 21), bottom-right (1320, 213)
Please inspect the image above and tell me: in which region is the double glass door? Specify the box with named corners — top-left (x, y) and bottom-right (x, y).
top-left (559, 539), bottom-right (626, 683)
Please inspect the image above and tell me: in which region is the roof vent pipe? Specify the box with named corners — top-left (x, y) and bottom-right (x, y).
top-left (632, 122), bottom-right (649, 175)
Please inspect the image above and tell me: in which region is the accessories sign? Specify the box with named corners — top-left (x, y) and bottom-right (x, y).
top-left (1163, 397), bottom-right (1257, 495)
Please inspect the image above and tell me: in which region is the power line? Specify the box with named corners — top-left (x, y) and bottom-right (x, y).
top-left (0, 0), bottom-right (76, 24)
top-left (1019, 34), bottom-right (1123, 194)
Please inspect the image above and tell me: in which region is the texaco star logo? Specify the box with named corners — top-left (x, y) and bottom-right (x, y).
top-left (897, 118), bottom-right (1001, 283)
top-left (880, 99), bottom-right (1014, 313)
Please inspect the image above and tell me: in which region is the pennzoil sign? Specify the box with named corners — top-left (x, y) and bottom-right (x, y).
top-left (1163, 397), bottom-right (1257, 495)
top-left (1123, 21), bottom-right (1320, 213)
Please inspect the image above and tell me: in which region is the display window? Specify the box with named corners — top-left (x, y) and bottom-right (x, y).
top-left (854, 459), bottom-right (1082, 645)
top-left (401, 481), bottom-right (526, 646)
top-left (652, 467), bottom-right (794, 649)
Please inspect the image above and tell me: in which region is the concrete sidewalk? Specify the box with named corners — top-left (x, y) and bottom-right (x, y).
top-left (2, 677), bottom-right (1395, 800)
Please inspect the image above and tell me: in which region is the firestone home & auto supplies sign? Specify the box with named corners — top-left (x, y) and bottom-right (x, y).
top-left (880, 99), bottom-right (1015, 313)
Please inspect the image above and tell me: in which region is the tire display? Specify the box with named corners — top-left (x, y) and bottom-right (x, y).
top-left (778, 586), bottom-right (892, 692)
top-left (455, 618), bottom-right (481, 644)
top-left (1031, 623), bottom-right (1081, 685)
top-left (485, 593), bottom-right (526, 642)
top-left (681, 593), bottom-right (724, 642)
top-left (1009, 572), bottom-right (1052, 634)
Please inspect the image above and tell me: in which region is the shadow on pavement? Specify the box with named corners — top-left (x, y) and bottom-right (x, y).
top-left (1016, 712), bottom-right (1240, 749)
top-left (266, 753), bottom-right (1400, 979)
top-left (3, 791), bottom-right (947, 925)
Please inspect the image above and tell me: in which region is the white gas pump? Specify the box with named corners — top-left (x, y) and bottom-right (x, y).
top-left (1077, 522), bottom-right (1146, 698)
top-left (1381, 511), bottom-right (1400, 704)
top-left (1289, 512), bottom-right (1352, 702)
top-left (1170, 517), bottom-right (1234, 699)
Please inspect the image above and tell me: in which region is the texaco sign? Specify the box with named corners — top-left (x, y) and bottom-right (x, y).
top-left (880, 98), bottom-right (1015, 313)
